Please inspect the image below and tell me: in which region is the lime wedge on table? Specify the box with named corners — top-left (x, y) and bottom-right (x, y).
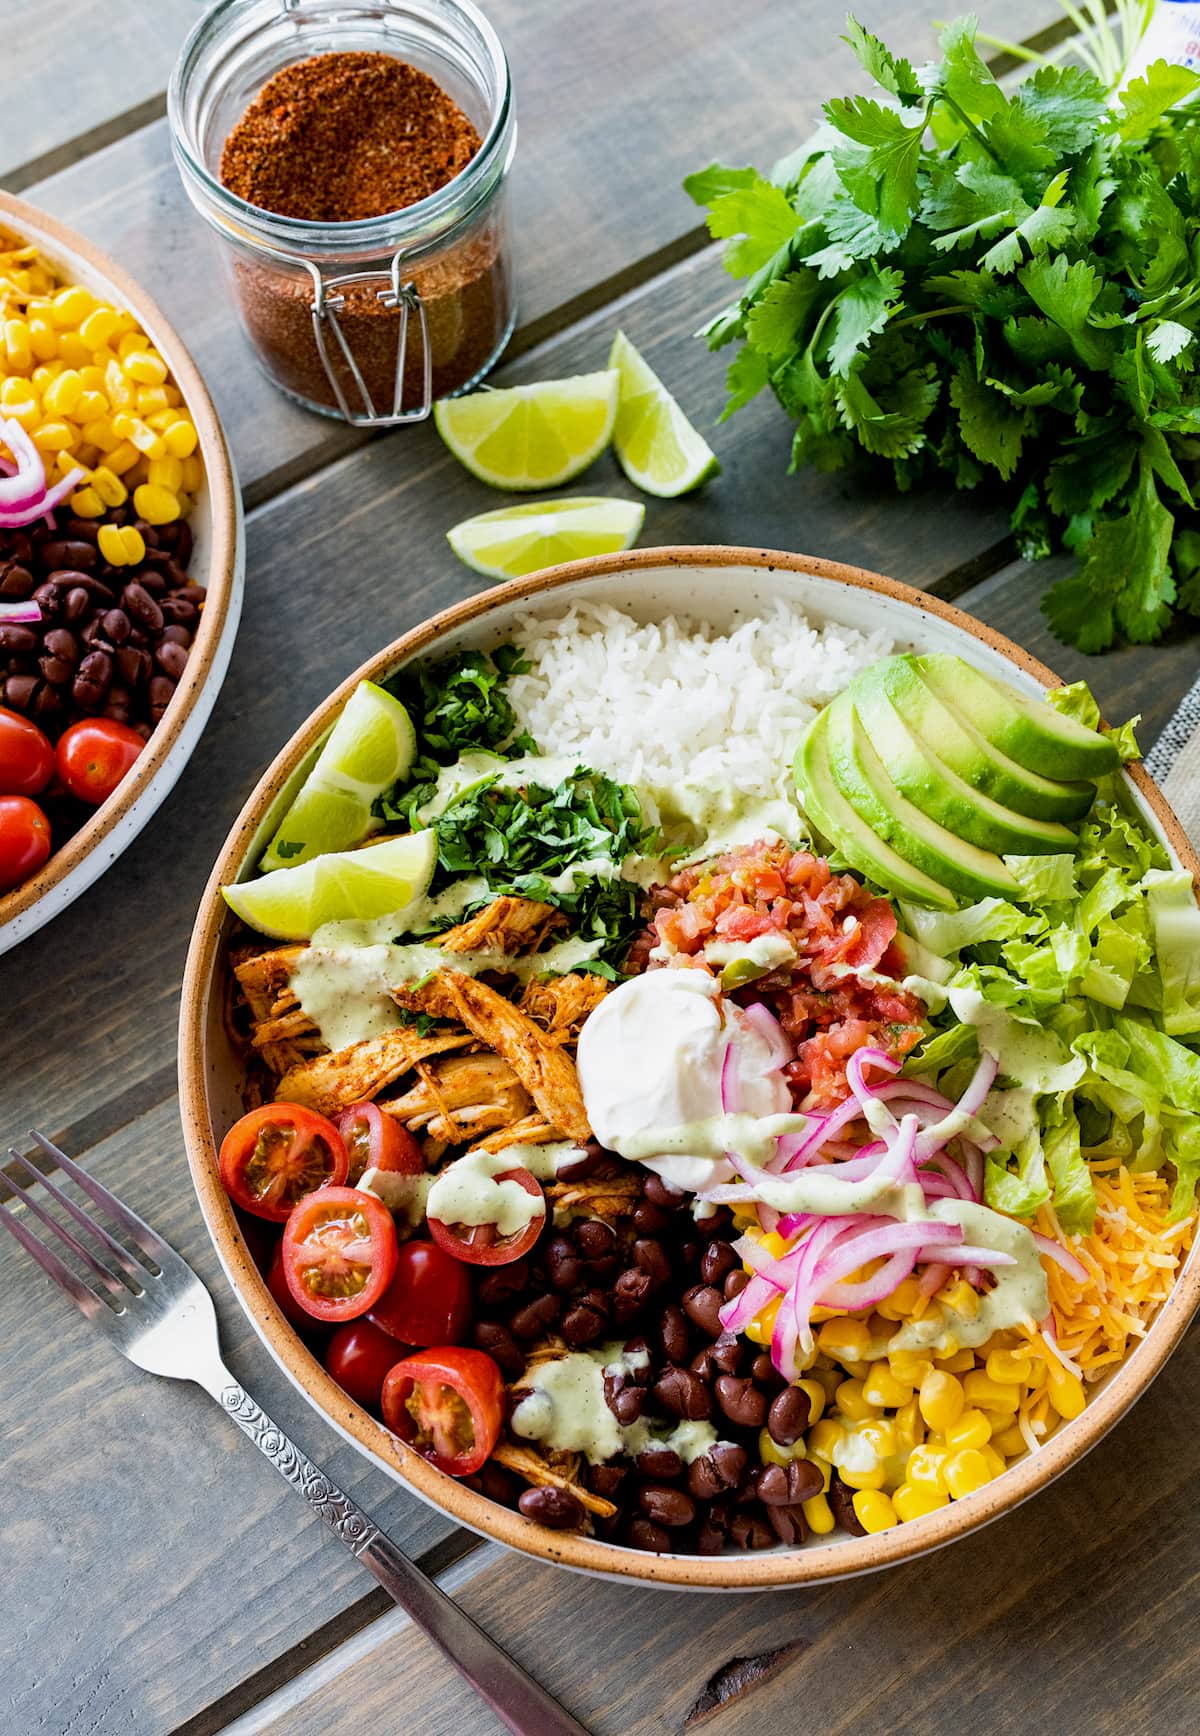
top-left (446, 496), bottom-right (645, 578)
top-left (259, 681), bottom-right (416, 872)
top-left (224, 832), bottom-right (437, 941)
top-left (608, 330), bottom-right (719, 497)
top-left (433, 371), bottom-right (620, 490)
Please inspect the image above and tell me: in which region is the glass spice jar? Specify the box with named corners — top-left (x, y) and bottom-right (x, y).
top-left (168, 0), bottom-right (516, 425)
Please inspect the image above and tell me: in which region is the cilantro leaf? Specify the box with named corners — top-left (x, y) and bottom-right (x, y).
top-left (950, 365), bottom-right (1029, 478)
top-left (1117, 59), bottom-right (1200, 142)
top-left (721, 346), bottom-right (770, 420)
top-left (1147, 319), bottom-right (1194, 364)
top-left (922, 160), bottom-right (1028, 252)
top-left (826, 98), bottom-right (925, 231)
top-left (840, 14), bottom-right (923, 103)
top-left (745, 271), bottom-right (819, 358)
top-left (683, 164), bottom-right (759, 206)
top-left (934, 17), bottom-right (1008, 123)
top-left (825, 268), bottom-right (904, 376)
top-left (706, 178), bottom-right (802, 277)
top-left (1018, 254), bottom-right (1114, 369)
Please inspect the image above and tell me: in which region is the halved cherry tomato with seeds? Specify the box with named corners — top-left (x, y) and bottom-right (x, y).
top-left (219, 1103), bottom-right (349, 1222)
top-left (428, 1164), bottom-right (545, 1267)
top-left (381, 1347), bottom-right (504, 1476)
top-left (335, 1100), bottom-right (424, 1187)
top-left (267, 1242), bottom-right (324, 1333)
top-left (368, 1239), bottom-right (471, 1346)
top-left (325, 1319), bottom-right (410, 1411)
top-left (282, 1187), bottom-right (398, 1324)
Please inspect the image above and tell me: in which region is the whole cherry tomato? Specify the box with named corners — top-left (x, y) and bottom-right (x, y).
top-left (218, 1103), bottom-right (349, 1222)
top-left (0, 794), bottom-right (51, 891)
top-left (382, 1347), bottom-right (504, 1476)
top-left (428, 1163), bottom-right (545, 1267)
top-left (336, 1100), bottom-right (424, 1187)
top-left (55, 718), bottom-right (145, 805)
top-left (368, 1240), bottom-right (471, 1347)
top-left (325, 1319), bottom-right (410, 1411)
top-left (282, 1187), bottom-right (398, 1325)
top-left (0, 707), bottom-right (53, 797)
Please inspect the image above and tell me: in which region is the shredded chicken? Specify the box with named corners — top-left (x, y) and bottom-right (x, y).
top-left (378, 1052), bottom-right (532, 1144)
top-left (438, 895), bottom-right (561, 957)
top-left (491, 1442), bottom-right (615, 1519)
top-left (393, 969), bottom-right (591, 1141)
top-left (519, 972), bottom-right (610, 1041)
top-left (469, 1114), bottom-right (559, 1153)
top-left (547, 1173), bottom-right (642, 1222)
top-left (275, 1025), bottom-right (473, 1117)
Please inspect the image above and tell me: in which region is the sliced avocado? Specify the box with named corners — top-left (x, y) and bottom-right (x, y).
top-left (824, 692), bottom-right (1021, 902)
top-left (794, 706), bottom-right (956, 911)
top-left (869, 655), bottom-right (1093, 823)
top-left (918, 654), bottom-right (1119, 781)
top-left (849, 680), bottom-right (1078, 856)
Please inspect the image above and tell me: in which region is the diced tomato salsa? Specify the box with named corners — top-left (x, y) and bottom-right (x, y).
top-left (639, 839), bottom-right (926, 1108)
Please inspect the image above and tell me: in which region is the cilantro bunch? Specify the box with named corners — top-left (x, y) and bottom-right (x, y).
top-left (687, 15), bottom-right (1200, 650)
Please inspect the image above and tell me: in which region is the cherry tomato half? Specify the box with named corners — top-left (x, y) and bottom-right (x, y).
top-left (0, 794), bottom-right (51, 891)
top-left (55, 717), bottom-right (144, 806)
top-left (325, 1318), bottom-right (410, 1411)
top-left (368, 1239), bottom-right (471, 1346)
top-left (428, 1164), bottom-right (545, 1267)
top-left (282, 1186), bottom-right (398, 1325)
top-left (267, 1241), bottom-right (322, 1333)
top-left (336, 1100), bottom-right (424, 1187)
top-left (219, 1103), bottom-right (349, 1222)
top-left (381, 1347), bottom-right (504, 1476)
top-left (0, 707), bottom-right (53, 797)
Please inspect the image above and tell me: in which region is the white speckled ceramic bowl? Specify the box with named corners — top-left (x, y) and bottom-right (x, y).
top-left (180, 547), bottom-right (1200, 1588)
top-left (0, 191), bottom-right (242, 955)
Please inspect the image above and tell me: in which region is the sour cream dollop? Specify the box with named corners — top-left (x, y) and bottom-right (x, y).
top-left (576, 969), bottom-right (791, 1192)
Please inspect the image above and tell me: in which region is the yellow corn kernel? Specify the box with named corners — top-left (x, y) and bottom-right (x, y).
top-left (852, 1489), bottom-right (898, 1533)
top-left (42, 369), bottom-right (84, 417)
top-left (874, 1274), bottom-right (924, 1322)
top-left (893, 1482), bottom-right (948, 1522)
top-left (817, 1318), bottom-right (873, 1362)
top-left (32, 361), bottom-right (63, 390)
top-left (939, 1280), bottom-right (981, 1320)
top-left (4, 318), bottom-right (32, 372)
top-left (3, 396), bottom-right (39, 430)
top-left (1045, 1362), bottom-right (1086, 1421)
top-left (944, 1407), bottom-right (991, 1452)
top-left (837, 1461), bottom-right (885, 1492)
top-left (58, 332), bottom-right (92, 369)
top-left (803, 1493), bottom-right (835, 1535)
top-left (986, 1349), bottom-right (1034, 1386)
top-left (962, 1372), bottom-right (1021, 1414)
top-left (81, 419), bottom-right (120, 455)
top-left (32, 421), bottom-right (74, 453)
top-left (105, 439), bottom-right (141, 476)
top-left (935, 1347), bottom-right (977, 1374)
top-left (180, 454), bottom-right (204, 491)
top-left (980, 1444), bottom-right (1007, 1478)
top-left (165, 417), bottom-right (199, 459)
top-left (905, 1444), bottom-right (949, 1493)
top-left (758, 1427), bottom-right (803, 1468)
top-left (69, 485), bottom-right (104, 518)
top-left (28, 315), bottom-right (57, 361)
top-left (862, 1365), bottom-right (912, 1409)
top-left (162, 384), bottom-right (182, 407)
top-left (80, 307), bottom-right (121, 349)
top-left (147, 455), bottom-right (183, 493)
top-left (807, 1418), bottom-right (843, 1461)
top-left (834, 1379), bottom-right (881, 1422)
top-left (133, 481), bottom-right (179, 525)
top-left (136, 385), bottom-right (172, 417)
top-left (74, 392), bottom-right (109, 426)
top-left (744, 1294), bottom-right (780, 1347)
top-left (887, 1348), bottom-right (934, 1386)
top-left (0, 374), bottom-right (36, 407)
top-left (97, 524), bottom-right (132, 566)
top-left (54, 448), bottom-right (88, 482)
top-left (105, 360), bottom-right (135, 411)
top-left (990, 1424), bottom-right (1027, 1459)
top-left (146, 408), bottom-right (179, 431)
top-left (117, 330), bottom-right (149, 361)
top-left (944, 1448), bottom-right (992, 1500)
top-left (857, 1418), bottom-right (896, 1459)
top-left (90, 466), bottom-right (128, 508)
top-left (51, 285), bottom-right (93, 328)
top-left (120, 526), bottom-right (146, 564)
top-left (894, 1395), bottom-right (925, 1455)
top-left (918, 1369), bottom-right (964, 1433)
top-left (796, 1378), bottom-right (825, 1427)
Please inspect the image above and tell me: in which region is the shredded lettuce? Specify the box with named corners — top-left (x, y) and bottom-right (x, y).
top-left (1003, 853), bottom-right (1078, 905)
top-left (985, 1128), bottom-right (1050, 1220)
top-left (1144, 870), bottom-right (1200, 1038)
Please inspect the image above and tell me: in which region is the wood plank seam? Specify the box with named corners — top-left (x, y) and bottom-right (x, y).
top-left (4, 93), bottom-right (170, 196)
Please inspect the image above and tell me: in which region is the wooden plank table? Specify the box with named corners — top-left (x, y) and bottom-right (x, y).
top-left (1, 5), bottom-right (1197, 1734)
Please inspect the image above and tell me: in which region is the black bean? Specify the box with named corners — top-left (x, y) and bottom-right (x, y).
top-left (701, 1240), bottom-right (740, 1286)
top-left (573, 1218), bottom-right (614, 1260)
top-left (729, 1512), bottom-right (776, 1550)
top-left (4, 672), bottom-right (37, 711)
top-left (588, 1463), bottom-right (626, 1500)
top-left (605, 1380), bottom-right (644, 1426)
top-left (714, 1375), bottom-right (767, 1429)
top-left (710, 1443), bottom-right (748, 1487)
top-left (116, 646), bottom-right (151, 688)
top-left (509, 1292), bottom-right (561, 1340)
top-left (621, 1336), bottom-right (652, 1381)
top-left (121, 581), bottom-right (163, 632)
top-left (723, 1268), bottom-right (750, 1301)
top-left (653, 1366), bottom-right (712, 1421)
top-left (767, 1504), bottom-right (807, 1546)
top-left (635, 1446), bottom-right (682, 1480)
top-left (102, 608), bottom-right (131, 645)
top-left (751, 1353), bottom-right (783, 1390)
top-left (39, 653), bottom-right (74, 687)
top-left (543, 1234), bottom-right (582, 1292)
top-left (155, 639), bottom-right (189, 680)
top-left (518, 1486), bottom-right (583, 1530)
top-left (626, 1516), bottom-right (671, 1554)
top-left (709, 1333), bottom-right (743, 1376)
top-left (657, 1303), bottom-right (689, 1364)
top-left (612, 1267), bottom-right (651, 1322)
top-left (159, 595), bottom-right (197, 626)
top-left (0, 563), bottom-right (34, 598)
top-left (560, 1302), bottom-right (606, 1348)
top-left (633, 1237), bottom-right (671, 1287)
top-left (171, 518), bottom-right (193, 567)
top-left (687, 1456), bottom-right (722, 1500)
top-left (177, 582), bottom-right (207, 606)
top-left (697, 1519), bottom-right (727, 1554)
top-left (476, 1260), bottom-right (528, 1308)
top-left (32, 682), bottom-right (62, 721)
top-left (0, 624), bottom-right (37, 655)
top-left (642, 1173), bottom-right (684, 1209)
top-left (828, 1473), bottom-right (866, 1537)
top-left (682, 1283), bottom-right (725, 1337)
top-left (638, 1484), bottom-right (695, 1528)
top-left (631, 1200), bottom-right (669, 1234)
top-left (73, 649), bottom-right (113, 711)
top-left (40, 539), bottom-right (95, 571)
top-left (767, 1385), bottom-right (812, 1447)
top-left (471, 1320), bottom-right (524, 1379)
top-left (160, 622), bottom-right (192, 646)
top-left (477, 1462), bottom-right (520, 1506)
top-left (678, 1239), bottom-right (701, 1270)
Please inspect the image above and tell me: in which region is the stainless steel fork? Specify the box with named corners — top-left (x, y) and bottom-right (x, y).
top-left (0, 1131), bottom-right (590, 1736)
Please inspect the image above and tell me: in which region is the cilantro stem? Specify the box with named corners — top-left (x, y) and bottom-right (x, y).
top-left (890, 305), bottom-right (967, 331)
top-left (939, 93), bottom-right (1002, 165)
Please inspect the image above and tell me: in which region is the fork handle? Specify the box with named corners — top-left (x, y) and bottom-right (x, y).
top-left (209, 1375), bottom-right (591, 1736)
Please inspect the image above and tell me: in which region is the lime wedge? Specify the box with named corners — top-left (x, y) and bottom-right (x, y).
top-left (260, 681), bottom-right (416, 872)
top-left (446, 496), bottom-right (645, 579)
top-left (224, 832), bottom-right (438, 941)
top-left (608, 330), bottom-right (719, 497)
top-left (433, 371), bottom-right (619, 490)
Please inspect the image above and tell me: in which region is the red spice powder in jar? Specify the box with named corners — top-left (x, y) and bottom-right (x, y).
top-left (218, 51), bottom-right (509, 415)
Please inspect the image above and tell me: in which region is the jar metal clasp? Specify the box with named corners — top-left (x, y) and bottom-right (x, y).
top-left (304, 252), bottom-right (433, 427)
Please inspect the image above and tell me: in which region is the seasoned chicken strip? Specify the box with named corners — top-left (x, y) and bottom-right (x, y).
top-left (519, 971), bottom-right (609, 1040)
top-left (378, 1052), bottom-right (532, 1143)
top-left (232, 944), bottom-right (307, 1017)
top-left (438, 895), bottom-right (560, 956)
top-left (275, 1025), bottom-right (473, 1117)
top-left (393, 969), bottom-right (591, 1141)
top-left (469, 1114), bottom-right (558, 1153)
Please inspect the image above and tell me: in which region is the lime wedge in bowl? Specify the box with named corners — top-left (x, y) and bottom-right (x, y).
top-left (608, 330), bottom-right (719, 497)
top-left (224, 832), bottom-right (437, 940)
top-left (259, 681), bottom-right (416, 871)
top-left (433, 371), bottom-right (619, 490)
top-left (446, 496), bottom-right (645, 578)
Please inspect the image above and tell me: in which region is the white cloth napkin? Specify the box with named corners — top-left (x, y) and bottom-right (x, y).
top-left (1144, 676), bottom-right (1200, 848)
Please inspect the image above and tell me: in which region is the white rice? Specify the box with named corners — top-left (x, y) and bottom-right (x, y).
top-left (505, 600), bottom-right (892, 802)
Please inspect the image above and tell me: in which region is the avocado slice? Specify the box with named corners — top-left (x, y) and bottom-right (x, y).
top-left (824, 692), bottom-right (1021, 902)
top-left (868, 655), bottom-right (1093, 823)
top-left (918, 654), bottom-right (1119, 781)
top-left (794, 706), bottom-right (956, 911)
top-left (849, 679), bottom-right (1078, 856)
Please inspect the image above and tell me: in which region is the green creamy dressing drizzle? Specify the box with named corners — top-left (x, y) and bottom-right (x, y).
top-left (511, 1344), bottom-right (727, 1466)
top-left (426, 1149), bottom-right (547, 1235)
